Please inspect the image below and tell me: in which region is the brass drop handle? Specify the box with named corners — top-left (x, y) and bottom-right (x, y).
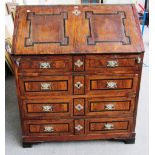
top-left (75, 124), bottom-right (83, 131)
top-left (41, 83), bottom-right (51, 90)
top-left (75, 104), bottom-right (84, 111)
top-left (107, 60), bottom-right (119, 68)
top-left (106, 81), bottom-right (117, 89)
top-left (42, 105), bottom-right (53, 112)
top-left (105, 104), bottom-right (115, 110)
top-left (44, 126), bottom-right (54, 132)
top-left (104, 123), bottom-right (114, 130)
top-left (40, 62), bottom-right (51, 68)
top-left (75, 81), bottom-right (83, 89)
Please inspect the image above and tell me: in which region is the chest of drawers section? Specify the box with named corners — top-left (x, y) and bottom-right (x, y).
top-left (12, 53), bottom-right (143, 147)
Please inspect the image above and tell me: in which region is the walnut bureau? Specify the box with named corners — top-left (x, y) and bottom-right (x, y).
top-left (11, 5), bottom-right (144, 147)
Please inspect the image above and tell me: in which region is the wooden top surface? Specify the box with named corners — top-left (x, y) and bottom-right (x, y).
top-left (12, 5), bottom-right (144, 55)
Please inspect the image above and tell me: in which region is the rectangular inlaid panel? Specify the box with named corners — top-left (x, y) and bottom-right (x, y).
top-left (25, 81), bottom-right (68, 92)
top-left (90, 79), bottom-right (133, 90)
top-left (86, 117), bottom-right (133, 134)
top-left (22, 98), bottom-right (72, 119)
top-left (19, 76), bottom-right (72, 96)
top-left (86, 74), bottom-right (138, 96)
top-left (86, 97), bottom-right (135, 117)
top-left (25, 119), bottom-right (73, 136)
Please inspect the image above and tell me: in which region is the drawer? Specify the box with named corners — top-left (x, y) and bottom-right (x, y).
top-left (25, 120), bottom-right (73, 136)
top-left (86, 54), bottom-right (142, 74)
top-left (19, 76), bottom-right (72, 96)
top-left (16, 56), bottom-right (72, 73)
top-left (86, 97), bottom-right (136, 117)
top-left (86, 74), bottom-right (139, 96)
top-left (86, 118), bottom-right (133, 134)
top-left (22, 98), bottom-right (72, 118)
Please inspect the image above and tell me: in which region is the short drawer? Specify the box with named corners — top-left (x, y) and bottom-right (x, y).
top-left (19, 76), bottom-right (72, 96)
top-left (16, 56), bottom-right (72, 73)
top-left (86, 97), bottom-right (136, 117)
top-left (86, 74), bottom-right (139, 96)
top-left (22, 98), bottom-right (72, 118)
top-left (86, 117), bottom-right (133, 134)
top-left (25, 120), bottom-right (73, 136)
top-left (86, 54), bottom-right (142, 74)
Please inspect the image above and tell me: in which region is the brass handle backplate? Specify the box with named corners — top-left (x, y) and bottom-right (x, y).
top-left (106, 81), bottom-right (117, 89)
top-left (44, 126), bottom-right (54, 132)
top-left (42, 105), bottom-right (53, 112)
top-left (107, 60), bottom-right (118, 68)
top-left (104, 123), bottom-right (114, 130)
top-left (75, 81), bottom-right (83, 89)
top-left (74, 59), bottom-right (83, 68)
top-left (75, 104), bottom-right (84, 111)
top-left (40, 62), bottom-right (51, 68)
top-left (105, 104), bottom-right (115, 110)
top-left (41, 83), bottom-right (51, 90)
top-left (75, 124), bottom-right (83, 131)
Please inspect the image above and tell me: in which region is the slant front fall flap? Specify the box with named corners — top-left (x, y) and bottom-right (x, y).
top-left (12, 5), bottom-right (144, 55)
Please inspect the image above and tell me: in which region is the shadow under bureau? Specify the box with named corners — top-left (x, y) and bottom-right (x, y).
top-left (11, 4), bottom-right (144, 147)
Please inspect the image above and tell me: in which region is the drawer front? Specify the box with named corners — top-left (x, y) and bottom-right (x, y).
top-left (86, 74), bottom-right (139, 96)
top-left (25, 120), bottom-right (73, 136)
top-left (17, 56), bottom-right (72, 73)
top-left (22, 98), bottom-right (72, 118)
top-left (86, 54), bottom-right (142, 73)
top-left (19, 76), bottom-right (72, 96)
top-left (86, 97), bottom-right (135, 117)
top-left (86, 118), bottom-right (132, 134)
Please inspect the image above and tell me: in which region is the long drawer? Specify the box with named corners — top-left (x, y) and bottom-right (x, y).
top-left (24, 118), bottom-right (133, 136)
top-left (15, 54), bottom-right (142, 75)
top-left (22, 96), bottom-right (136, 119)
top-left (73, 97), bottom-right (136, 117)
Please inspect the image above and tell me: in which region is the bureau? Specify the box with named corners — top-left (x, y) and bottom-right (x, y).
top-left (11, 4), bottom-right (144, 147)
